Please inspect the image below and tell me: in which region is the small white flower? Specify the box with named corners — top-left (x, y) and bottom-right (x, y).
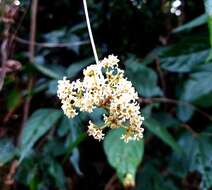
top-left (57, 55), bottom-right (144, 142)
top-left (87, 121), bottom-right (105, 141)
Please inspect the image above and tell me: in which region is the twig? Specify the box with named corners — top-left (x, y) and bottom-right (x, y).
top-left (4, 160), bottom-right (19, 186)
top-left (0, 21), bottom-right (10, 91)
top-left (181, 124), bottom-right (198, 137)
top-left (105, 174), bottom-right (117, 190)
top-left (83, 0), bottom-right (99, 64)
top-left (155, 58), bottom-right (166, 95)
top-left (29, 0), bottom-right (38, 63)
top-left (9, 3), bottom-right (30, 54)
top-left (141, 97), bottom-right (212, 122)
top-left (15, 36), bottom-right (89, 48)
top-left (20, 77), bottom-right (33, 127)
top-left (3, 99), bottom-right (23, 123)
top-left (0, 39), bottom-right (8, 90)
top-left (19, 0), bottom-right (38, 144)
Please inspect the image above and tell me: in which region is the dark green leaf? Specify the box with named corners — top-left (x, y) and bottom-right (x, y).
top-left (173, 14), bottom-right (207, 33)
top-left (160, 35), bottom-right (209, 57)
top-left (176, 105), bottom-right (194, 122)
top-left (103, 128), bottom-right (144, 184)
top-left (48, 160), bottom-right (66, 190)
top-left (144, 118), bottom-right (183, 153)
top-left (136, 162), bottom-right (179, 190)
top-left (66, 57), bottom-right (94, 78)
top-left (161, 50), bottom-right (209, 73)
top-left (19, 109), bottom-right (62, 161)
top-left (171, 132), bottom-right (212, 188)
top-left (44, 30), bottom-right (65, 43)
top-left (180, 64), bottom-right (212, 102)
top-left (152, 112), bottom-right (180, 128)
top-left (125, 59), bottom-right (162, 97)
top-left (33, 56), bottom-right (63, 79)
top-left (0, 138), bottom-right (16, 166)
top-left (46, 80), bottom-right (58, 95)
top-left (61, 116), bottom-right (86, 175)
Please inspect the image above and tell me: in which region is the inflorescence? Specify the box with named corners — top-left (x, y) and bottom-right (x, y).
top-left (57, 55), bottom-right (144, 143)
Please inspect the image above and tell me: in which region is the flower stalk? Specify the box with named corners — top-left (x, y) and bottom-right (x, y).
top-left (82, 0), bottom-right (99, 64)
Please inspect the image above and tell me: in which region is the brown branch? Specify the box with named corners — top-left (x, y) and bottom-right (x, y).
top-left (15, 36), bottom-right (90, 48)
top-left (18, 0), bottom-right (38, 145)
top-left (0, 22), bottom-right (10, 91)
top-left (141, 97), bottom-right (212, 122)
top-left (20, 77), bottom-right (33, 128)
top-left (105, 174), bottom-right (117, 190)
top-left (9, 4), bottom-right (30, 59)
top-left (4, 160), bottom-right (19, 186)
top-left (156, 58), bottom-right (166, 95)
top-left (181, 124), bottom-right (198, 137)
top-left (29, 0), bottom-right (38, 63)
top-left (0, 39), bottom-right (8, 90)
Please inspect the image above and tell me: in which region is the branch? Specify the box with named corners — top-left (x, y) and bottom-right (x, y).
top-left (155, 58), bottom-right (166, 95)
top-left (19, 0), bottom-right (38, 144)
top-left (15, 36), bottom-right (89, 48)
top-left (0, 39), bottom-right (8, 90)
top-left (0, 17), bottom-right (11, 90)
top-left (105, 174), bottom-right (117, 190)
top-left (29, 0), bottom-right (38, 63)
top-left (141, 97), bottom-right (212, 122)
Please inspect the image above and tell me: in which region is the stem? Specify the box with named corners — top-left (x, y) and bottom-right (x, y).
top-left (0, 18), bottom-right (11, 91)
top-left (15, 36), bottom-right (89, 48)
top-left (141, 97), bottom-right (212, 122)
top-left (29, 0), bottom-right (38, 63)
top-left (82, 0), bottom-right (99, 64)
top-left (18, 0), bottom-right (38, 145)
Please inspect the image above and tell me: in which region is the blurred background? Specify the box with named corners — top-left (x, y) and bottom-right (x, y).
top-left (0, 0), bottom-right (212, 189)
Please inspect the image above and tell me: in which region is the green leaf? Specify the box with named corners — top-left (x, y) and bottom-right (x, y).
top-left (173, 14), bottom-right (207, 33)
top-left (152, 112), bottom-right (180, 128)
top-left (125, 59), bottom-right (162, 97)
top-left (70, 149), bottom-right (82, 176)
top-left (176, 63), bottom-right (212, 121)
top-left (43, 139), bottom-right (66, 157)
top-left (176, 105), bottom-right (194, 122)
top-left (0, 138), bottom-right (16, 166)
top-left (194, 92), bottom-right (212, 107)
top-left (144, 118), bottom-right (183, 154)
top-left (15, 156), bottom-right (39, 188)
top-left (172, 132), bottom-right (212, 189)
top-left (48, 160), bottom-right (66, 190)
top-left (66, 57), bottom-right (94, 78)
top-left (46, 80), bottom-right (58, 95)
top-left (44, 30), bottom-right (65, 43)
top-left (161, 50), bottom-right (209, 73)
top-left (103, 128), bottom-right (144, 185)
top-left (33, 63), bottom-right (62, 79)
top-left (61, 116), bottom-right (86, 175)
top-left (135, 162), bottom-right (179, 190)
top-left (89, 107), bottom-right (106, 125)
top-left (160, 35), bottom-right (209, 57)
top-left (33, 56), bottom-right (63, 79)
top-left (180, 63), bottom-right (212, 102)
top-left (19, 109), bottom-right (62, 161)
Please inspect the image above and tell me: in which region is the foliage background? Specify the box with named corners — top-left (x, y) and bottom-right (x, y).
top-left (0, 0), bottom-right (212, 189)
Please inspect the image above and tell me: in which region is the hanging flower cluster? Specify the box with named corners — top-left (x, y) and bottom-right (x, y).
top-left (57, 55), bottom-right (144, 142)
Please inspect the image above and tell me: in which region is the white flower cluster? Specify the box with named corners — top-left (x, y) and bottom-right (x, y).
top-left (57, 55), bottom-right (144, 142)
